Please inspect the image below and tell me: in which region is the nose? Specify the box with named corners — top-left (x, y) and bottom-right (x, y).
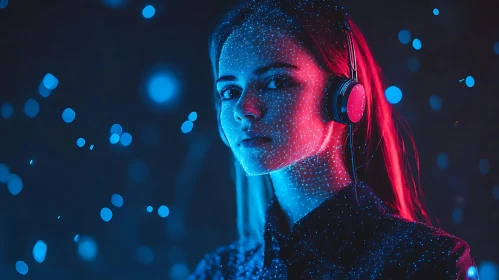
top-left (233, 90), bottom-right (265, 123)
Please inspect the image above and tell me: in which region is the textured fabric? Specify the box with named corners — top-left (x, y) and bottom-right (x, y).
top-left (189, 183), bottom-right (478, 279)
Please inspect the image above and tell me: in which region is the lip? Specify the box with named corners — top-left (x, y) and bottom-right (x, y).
top-left (239, 137), bottom-right (272, 148)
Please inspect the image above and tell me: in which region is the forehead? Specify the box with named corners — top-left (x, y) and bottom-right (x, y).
top-left (218, 25), bottom-right (314, 76)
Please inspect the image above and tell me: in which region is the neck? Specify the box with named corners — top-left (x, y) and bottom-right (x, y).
top-left (269, 134), bottom-right (353, 230)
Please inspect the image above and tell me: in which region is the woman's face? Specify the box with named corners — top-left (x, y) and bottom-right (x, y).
top-left (217, 24), bottom-right (333, 175)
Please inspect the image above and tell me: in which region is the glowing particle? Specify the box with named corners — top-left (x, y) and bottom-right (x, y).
top-left (111, 194), bottom-right (124, 208)
top-left (76, 138), bottom-right (86, 147)
top-left (146, 206), bottom-right (153, 213)
top-left (100, 207), bottom-right (113, 222)
top-left (15, 261), bottom-right (28, 275)
top-left (0, 163), bottom-right (10, 183)
top-left (429, 95), bottom-right (443, 111)
top-left (412, 38), bottom-right (422, 50)
top-left (33, 240), bottom-right (48, 263)
top-left (77, 236), bottom-right (98, 261)
top-left (479, 158), bottom-right (490, 175)
top-left (1, 102), bottom-right (14, 119)
top-left (136, 245), bottom-right (154, 264)
top-left (437, 153), bottom-right (449, 169)
top-left (24, 98), bottom-right (40, 118)
top-left (110, 124), bottom-right (123, 135)
top-left (398, 30), bottom-right (411, 44)
top-left (181, 121), bottom-right (194, 133)
top-left (74, 234), bottom-right (80, 243)
top-left (465, 76), bottom-right (475, 87)
top-left (57, 216), bottom-right (60, 219)
top-left (494, 42), bottom-right (499, 55)
top-left (29, 160), bottom-right (34, 165)
top-left (147, 73), bottom-right (176, 104)
top-left (158, 205), bottom-right (170, 218)
top-left (467, 266), bottom-right (478, 278)
top-left (62, 108), bottom-right (76, 123)
top-left (169, 262), bottom-right (190, 280)
top-left (433, 8), bottom-right (439, 16)
top-left (142, 5), bottom-right (155, 18)
top-left (110, 134), bottom-right (120, 144)
top-left (478, 261), bottom-right (499, 279)
top-left (120, 132), bottom-right (132, 146)
top-left (188, 111), bottom-right (198, 122)
top-left (407, 57), bottom-right (420, 72)
top-left (384, 86), bottom-right (403, 104)
top-left (89, 144), bottom-right (94, 150)
top-left (452, 208), bottom-right (464, 224)
top-left (7, 174), bottom-right (23, 195)
top-left (38, 82), bottom-right (52, 98)
top-left (43, 73), bottom-right (59, 90)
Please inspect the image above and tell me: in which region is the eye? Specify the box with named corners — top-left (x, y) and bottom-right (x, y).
top-left (265, 76), bottom-right (292, 90)
top-left (218, 87), bottom-right (240, 101)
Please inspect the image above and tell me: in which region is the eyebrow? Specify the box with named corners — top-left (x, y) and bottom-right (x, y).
top-left (216, 62), bottom-right (298, 84)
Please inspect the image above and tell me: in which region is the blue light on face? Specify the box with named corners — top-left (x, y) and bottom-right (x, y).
top-left (429, 95), bottom-right (443, 111)
top-left (1, 102), bottom-right (14, 119)
top-left (24, 98), bottom-right (40, 118)
top-left (398, 30), bottom-right (411, 44)
top-left (33, 240), bottom-right (48, 263)
top-left (158, 205), bottom-right (170, 218)
top-left (437, 153), bottom-right (449, 169)
top-left (479, 158), bottom-right (490, 175)
top-left (62, 108), bottom-right (76, 123)
top-left (120, 132), bottom-right (132, 146)
top-left (43, 73), bottom-right (59, 90)
top-left (465, 76), bottom-right (475, 87)
top-left (412, 38), bottom-right (422, 50)
top-left (77, 137), bottom-right (86, 147)
top-left (0, 163), bottom-right (10, 183)
top-left (110, 134), bottom-right (120, 144)
top-left (100, 207), bottom-right (113, 222)
top-left (494, 42), bottom-right (499, 55)
top-left (7, 174), bottom-right (23, 196)
top-left (188, 111), bottom-right (198, 122)
top-left (111, 194), bottom-right (124, 208)
top-left (15, 261), bottom-right (28, 275)
top-left (110, 124), bottom-right (123, 135)
top-left (142, 5), bottom-right (156, 19)
top-left (181, 121), bottom-right (194, 133)
top-left (433, 8), bottom-right (440, 15)
top-left (384, 86), bottom-right (402, 104)
top-left (77, 236), bottom-right (98, 261)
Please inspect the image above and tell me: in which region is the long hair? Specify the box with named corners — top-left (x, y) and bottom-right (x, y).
top-left (208, 0), bottom-right (432, 251)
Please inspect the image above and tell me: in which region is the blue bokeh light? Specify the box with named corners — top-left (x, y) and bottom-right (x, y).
top-left (110, 134), bottom-right (120, 144)
top-left (136, 245), bottom-right (154, 264)
top-left (74, 234), bottom-right (80, 243)
top-left (467, 266), bottom-right (478, 279)
top-left (433, 8), bottom-right (440, 16)
top-left (147, 73), bottom-right (177, 104)
top-left (466, 76), bottom-right (475, 87)
top-left (102, 0), bottom-right (125, 8)
top-left (452, 208), bottom-right (464, 224)
top-left (479, 158), bottom-right (490, 175)
top-left (33, 240), bottom-right (47, 263)
top-left (100, 207), bottom-right (113, 222)
top-left (1, 102), bottom-right (14, 119)
top-left (7, 174), bottom-right (23, 196)
top-left (412, 38), bottom-right (422, 50)
top-left (494, 42), bottom-right (499, 55)
top-left (38, 82), bottom-right (53, 98)
top-left (43, 73), bottom-right (59, 90)
top-left (398, 30), bottom-right (411, 44)
top-left (158, 205), bottom-right (170, 218)
top-left (478, 261), bottom-right (499, 280)
top-left (24, 98), bottom-right (40, 118)
top-left (77, 138), bottom-right (86, 148)
top-left (188, 111), bottom-right (198, 122)
top-left (89, 144), bottom-right (94, 150)
top-left (110, 124), bottom-right (123, 135)
top-left (146, 206), bottom-right (153, 213)
top-left (437, 153), bottom-right (449, 169)
top-left (62, 108), bottom-right (76, 123)
top-left (0, 0), bottom-right (8, 9)
top-left (77, 236), bottom-right (98, 261)
top-left (384, 86), bottom-right (403, 104)
top-left (120, 132), bottom-right (132, 146)
top-left (407, 57), bottom-right (420, 72)
top-left (429, 95), bottom-right (443, 111)
top-left (15, 260), bottom-right (28, 275)
top-left (493, 186), bottom-right (499, 200)
top-left (142, 5), bottom-right (156, 18)
top-left (181, 121), bottom-right (194, 133)
top-left (0, 163), bottom-right (10, 183)
top-left (111, 194), bottom-right (124, 208)
top-left (169, 262), bottom-right (190, 280)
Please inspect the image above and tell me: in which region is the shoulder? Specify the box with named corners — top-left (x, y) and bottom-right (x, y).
top-left (188, 240), bottom-right (263, 279)
top-left (383, 215), bottom-right (478, 279)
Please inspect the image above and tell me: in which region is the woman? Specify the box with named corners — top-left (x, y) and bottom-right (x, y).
top-left (190, 0), bottom-right (478, 279)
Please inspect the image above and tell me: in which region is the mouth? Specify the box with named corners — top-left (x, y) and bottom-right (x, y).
top-left (239, 137), bottom-right (272, 148)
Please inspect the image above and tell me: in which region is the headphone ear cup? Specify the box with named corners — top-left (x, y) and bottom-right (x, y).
top-left (329, 77), bottom-right (366, 125)
top-left (217, 106), bottom-right (230, 147)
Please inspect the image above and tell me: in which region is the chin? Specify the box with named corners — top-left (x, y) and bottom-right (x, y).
top-left (239, 161), bottom-right (271, 176)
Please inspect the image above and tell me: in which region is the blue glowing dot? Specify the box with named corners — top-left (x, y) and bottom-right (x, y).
top-left (1, 102), bottom-right (14, 119)
top-left (398, 30), bottom-right (411, 44)
top-left (110, 124), bottom-right (123, 135)
top-left (384, 86), bottom-right (402, 104)
top-left (429, 95), bottom-right (443, 111)
top-left (111, 194), bottom-right (124, 208)
top-left (76, 137), bottom-right (86, 147)
top-left (494, 42), bottom-right (499, 55)
top-left (62, 108), bottom-right (76, 123)
top-left (181, 121), bottom-right (194, 133)
top-left (43, 73), bottom-right (59, 90)
top-left (7, 174), bottom-right (23, 196)
top-left (100, 207), bottom-right (113, 222)
top-left (493, 186), bottom-right (499, 200)
top-left (89, 144), bottom-right (94, 150)
top-left (110, 134), bottom-right (120, 144)
top-left (29, 159), bottom-right (33, 165)
top-left (433, 8), bottom-right (439, 15)
top-left (412, 38), bottom-right (422, 50)
top-left (74, 234), bottom-right (80, 243)
top-left (478, 261), bottom-right (499, 280)
top-left (0, 0), bottom-right (8, 9)
top-left (57, 215), bottom-right (60, 219)
top-left (188, 111), bottom-right (198, 122)
top-left (33, 240), bottom-right (47, 263)
top-left (467, 266), bottom-right (478, 278)
top-left (407, 57), bottom-right (420, 72)
top-left (120, 132), bottom-right (132, 146)
top-left (102, 0), bottom-right (124, 8)
top-left (479, 158), bottom-right (490, 175)
top-left (158, 205), bottom-right (170, 218)
top-left (142, 5), bottom-right (155, 19)
top-left (452, 208), bottom-right (464, 224)
top-left (169, 263), bottom-right (190, 280)
top-left (0, 163), bottom-right (10, 183)
top-left (77, 236), bottom-right (98, 261)
top-left (465, 76), bottom-right (475, 87)
top-left (437, 153), bottom-right (449, 169)
top-left (24, 98), bottom-right (40, 118)
top-left (146, 206), bottom-right (153, 213)
top-left (147, 73), bottom-right (176, 104)
top-left (15, 261), bottom-right (28, 275)
top-left (128, 160), bottom-right (149, 183)
top-left (38, 82), bottom-right (52, 98)
top-left (136, 245), bottom-right (154, 264)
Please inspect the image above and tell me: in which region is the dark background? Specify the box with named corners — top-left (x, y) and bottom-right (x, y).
top-left (1, 0), bottom-right (499, 279)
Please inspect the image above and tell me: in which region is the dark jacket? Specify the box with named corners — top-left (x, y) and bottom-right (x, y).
top-left (189, 183), bottom-right (478, 279)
